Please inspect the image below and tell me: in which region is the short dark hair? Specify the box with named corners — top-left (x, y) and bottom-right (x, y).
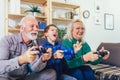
top-left (44, 24), bottom-right (57, 33)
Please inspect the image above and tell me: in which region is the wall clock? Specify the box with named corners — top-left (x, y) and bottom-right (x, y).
top-left (83, 10), bottom-right (90, 19)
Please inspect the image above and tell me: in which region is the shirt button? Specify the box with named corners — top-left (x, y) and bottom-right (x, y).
top-left (15, 66), bottom-right (18, 68)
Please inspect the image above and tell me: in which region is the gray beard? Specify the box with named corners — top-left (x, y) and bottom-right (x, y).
top-left (25, 32), bottom-right (38, 40)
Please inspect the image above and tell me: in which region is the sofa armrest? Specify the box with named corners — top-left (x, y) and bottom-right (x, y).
top-left (97, 42), bottom-right (120, 67)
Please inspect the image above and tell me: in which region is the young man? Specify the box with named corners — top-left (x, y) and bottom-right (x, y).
top-left (39, 24), bottom-right (77, 80)
top-left (0, 15), bottom-right (56, 80)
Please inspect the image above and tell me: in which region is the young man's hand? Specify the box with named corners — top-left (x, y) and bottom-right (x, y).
top-left (53, 50), bottom-right (64, 59)
top-left (41, 48), bottom-right (52, 62)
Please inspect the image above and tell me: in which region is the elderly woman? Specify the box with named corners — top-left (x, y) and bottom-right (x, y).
top-left (62, 20), bottom-right (110, 80)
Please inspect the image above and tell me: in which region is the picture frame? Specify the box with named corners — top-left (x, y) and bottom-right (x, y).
top-left (104, 13), bottom-right (114, 30)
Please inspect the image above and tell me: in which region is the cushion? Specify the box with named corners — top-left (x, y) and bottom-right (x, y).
top-left (97, 42), bottom-right (120, 67)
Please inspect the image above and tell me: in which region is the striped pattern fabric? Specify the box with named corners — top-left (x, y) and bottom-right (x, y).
top-left (87, 64), bottom-right (120, 80)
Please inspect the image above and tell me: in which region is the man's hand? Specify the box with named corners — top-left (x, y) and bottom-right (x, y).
top-left (18, 46), bottom-right (39, 65)
top-left (41, 48), bottom-right (52, 62)
top-left (53, 50), bottom-right (64, 59)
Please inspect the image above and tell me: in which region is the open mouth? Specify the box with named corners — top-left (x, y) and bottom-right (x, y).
top-left (79, 33), bottom-right (83, 35)
top-left (78, 32), bottom-right (83, 36)
top-left (53, 34), bottom-right (57, 37)
top-left (31, 32), bottom-right (38, 36)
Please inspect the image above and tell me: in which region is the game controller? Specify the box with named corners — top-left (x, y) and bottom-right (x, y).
top-left (63, 49), bottom-right (74, 55)
top-left (61, 49), bottom-right (75, 60)
top-left (33, 47), bottom-right (47, 53)
top-left (95, 51), bottom-right (108, 57)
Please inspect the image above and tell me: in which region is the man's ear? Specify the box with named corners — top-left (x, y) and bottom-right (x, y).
top-left (20, 25), bottom-right (25, 32)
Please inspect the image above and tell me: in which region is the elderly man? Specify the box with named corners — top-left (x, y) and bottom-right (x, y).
top-left (0, 15), bottom-right (56, 80)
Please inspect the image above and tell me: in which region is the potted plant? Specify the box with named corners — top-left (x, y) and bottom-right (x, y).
top-left (58, 28), bottom-right (66, 39)
top-left (25, 5), bottom-right (41, 16)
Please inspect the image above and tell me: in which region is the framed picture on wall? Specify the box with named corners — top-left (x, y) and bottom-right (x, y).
top-left (104, 13), bottom-right (114, 30)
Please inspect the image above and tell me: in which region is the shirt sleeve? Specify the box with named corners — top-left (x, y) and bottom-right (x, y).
top-left (26, 42), bottom-right (47, 73)
top-left (62, 39), bottom-right (103, 68)
top-left (82, 43), bottom-right (102, 65)
top-left (59, 44), bottom-right (75, 60)
top-left (0, 38), bottom-right (20, 74)
top-left (29, 56), bottom-right (47, 72)
top-left (64, 42), bottom-right (91, 68)
top-left (89, 56), bottom-right (102, 65)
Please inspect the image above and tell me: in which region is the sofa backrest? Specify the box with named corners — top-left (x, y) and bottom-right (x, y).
top-left (37, 37), bottom-right (62, 44)
top-left (97, 42), bottom-right (120, 67)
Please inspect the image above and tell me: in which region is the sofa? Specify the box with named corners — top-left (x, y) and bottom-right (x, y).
top-left (88, 42), bottom-right (120, 80)
top-left (38, 38), bottom-right (120, 80)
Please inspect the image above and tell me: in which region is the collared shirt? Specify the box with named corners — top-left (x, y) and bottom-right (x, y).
top-left (0, 33), bottom-right (46, 78)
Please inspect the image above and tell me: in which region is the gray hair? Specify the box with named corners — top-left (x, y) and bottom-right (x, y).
top-left (18, 15), bottom-right (37, 26)
top-left (63, 20), bottom-right (85, 42)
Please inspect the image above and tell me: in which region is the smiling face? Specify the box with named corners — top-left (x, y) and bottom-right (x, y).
top-left (21, 17), bottom-right (39, 41)
top-left (45, 25), bottom-right (58, 44)
top-left (72, 21), bottom-right (85, 40)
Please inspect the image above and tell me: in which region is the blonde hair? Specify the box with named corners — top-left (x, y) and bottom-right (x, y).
top-left (63, 20), bottom-right (85, 43)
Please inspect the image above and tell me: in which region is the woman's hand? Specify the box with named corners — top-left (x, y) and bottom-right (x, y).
top-left (99, 47), bottom-right (110, 60)
top-left (73, 41), bottom-right (82, 53)
top-left (83, 51), bottom-right (99, 62)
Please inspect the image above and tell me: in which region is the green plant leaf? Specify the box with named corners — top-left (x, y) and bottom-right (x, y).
top-left (58, 28), bottom-right (66, 39)
top-left (25, 5), bottom-right (41, 13)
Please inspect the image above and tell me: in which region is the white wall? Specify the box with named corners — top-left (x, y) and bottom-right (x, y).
top-left (0, 0), bottom-right (5, 39)
top-left (77, 0), bottom-right (120, 50)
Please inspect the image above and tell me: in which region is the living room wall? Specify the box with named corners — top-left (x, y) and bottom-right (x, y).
top-left (0, 0), bottom-right (5, 39)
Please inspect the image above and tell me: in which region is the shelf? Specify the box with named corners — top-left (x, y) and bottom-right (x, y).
top-left (52, 18), bottom-right (73, 21)
top-left (8, 14), bottom-right (47, 19)
top-left (38, 29), bottom-right (44, 33)
top-left (8, 27), bottom-right (20, 33)
top-left (8, 27), bottom-right (44, 33)
top-left (6, 0), bottom-right (80, 35)
top-left (21, 0), bottom-right (47, 5)
top-left (52, 1), bottom-right (79, 9)
top-left (5, 0), bottom-right (48, 35)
